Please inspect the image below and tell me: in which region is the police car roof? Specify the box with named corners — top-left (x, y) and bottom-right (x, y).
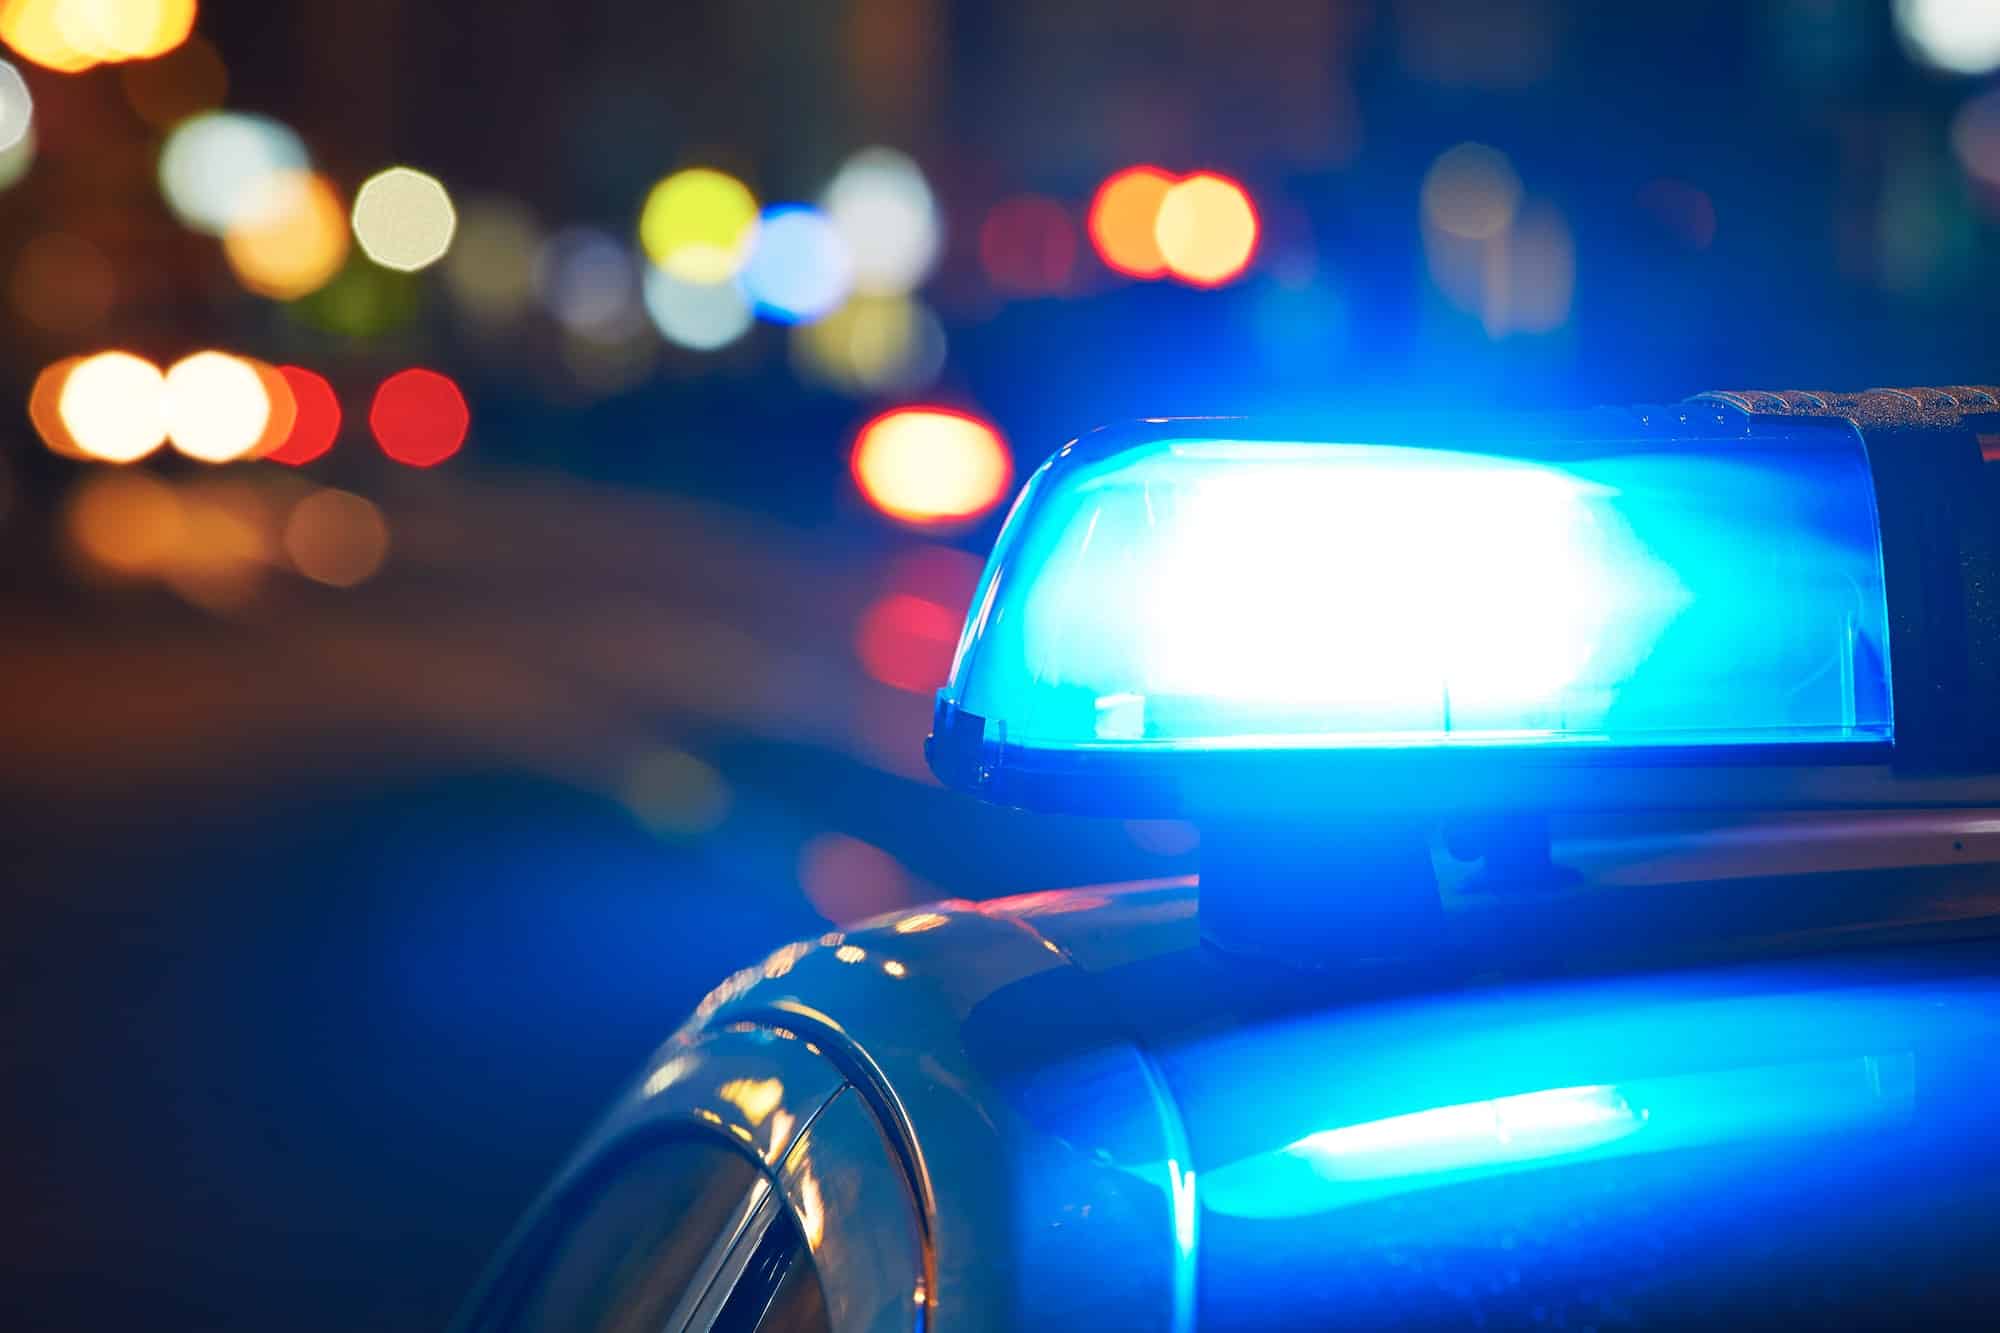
top-left (601, 810), bottom-right (2000, 1331)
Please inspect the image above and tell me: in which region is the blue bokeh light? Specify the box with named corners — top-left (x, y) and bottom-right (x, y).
top-left (737, 205), bottom-right (853, 325)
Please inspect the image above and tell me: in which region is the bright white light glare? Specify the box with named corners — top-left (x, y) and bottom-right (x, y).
top-left (1285, 1085), bottom-right (1642, 1182)
top-left (1896, 0), bottom-right (2000, 74)
top-left (158, 111), bottom-right (309, 235)
top-left (944, 435), bottom-right (1895, 753)
top-left (165, 351), bottom-right (271, 463)
top-left (351, 165), bottom-right (457, 272)
top-left (642, 267), bottom-right (753, 351)
top-left (822, 147), bottom-right (941, 294)
top-left (738, 205), bottom-right (852, 324)
top-left (536, 226), bottom-right (641, 334)
top-left (1137, 451), bottom-right (1618, 718)
top-left (59, 352), bottom-right (168, 462)
top-left (0, 59), bottom-right (31, 154)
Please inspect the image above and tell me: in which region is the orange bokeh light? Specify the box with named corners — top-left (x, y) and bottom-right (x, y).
top-left (1088, 165), bottom-right (1176, 279)
top-left (222, 170), bottom-right (349, 301)
top-left (29, 356), bottom-right (85, 457)
top-left (1155, 171), bottom-right (1259, 288)
top-left (266, 365), bottom-right (340, 465)
top-left (851, 406), bottom-right (1012, 527)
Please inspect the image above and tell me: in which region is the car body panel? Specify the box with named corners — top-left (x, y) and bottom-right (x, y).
top-left (475, 812), bottom-right (2000, 1330)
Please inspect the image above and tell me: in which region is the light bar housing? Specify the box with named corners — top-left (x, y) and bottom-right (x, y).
top-left (929, 389), bottom-right (2000, 816)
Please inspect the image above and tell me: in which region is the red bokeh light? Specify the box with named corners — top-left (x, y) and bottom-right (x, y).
top-left (855, 592), bottom-right (962, 694)
top-left (369, 368), bottom-right (469, 468)
top-left (977, 195), bottom-right (1077, 295)
top-left (266, 366), bottom-right (341, 465)
top-left (797, 833), bottom-right (914, 925)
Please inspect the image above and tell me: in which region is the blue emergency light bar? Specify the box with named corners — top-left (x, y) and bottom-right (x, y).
top-left (929, 393), bottom-right (2000, 815)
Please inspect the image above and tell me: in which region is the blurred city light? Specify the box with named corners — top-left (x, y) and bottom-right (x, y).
top-left (118, 30), bottom-right (223, 128)
top-left (245, 360), bottom-right (296, 459)
top-left (1, 0), bottom-right (96, 71)
top-left (850, 406), bottom-right (1011, 527)
top-left (1154, 172), bottom-right (1259, 287)
top-left (620, 747), bottom-right (732, 837)
top-left (797, 832), bottom-right (914, 925)
top-left (739, 205), bottom-right (851, 324)
top-left (282, 487), bottom-right (388, 587)
top-left (266, 365), bottom-right (340, 465)
top-left (160, 478), bottom-right (271, 612)
top-left (791, 292), bottom-right (944, 395)
top-left (639, 166), bottom-right (760, 283)
top-left (536, 226), bottom-right (641, 334)
top-left (57, 0), bottom-right (196, 63)
top-left (977, 195), bottom-right (1076, 294)
top-left (443, 196), bottom-right (540, 324)
top-left (163, 351), bottom-right (269, 463)
top-left (158, 110), bottom-right (309, 235)
top-left (0, 57), bottom-right (29, 152)
top-left (28, 356), bottom-right (84, 456)
top-left (64, 470), bottom-right (184, 575)
top-left (351, 165), bottom-right (457, 272)
top-left (370, 368), bottom-right (468, 467)
top-left (222, 169), bottom-right (349, 299)
top-left (1088, 165), bottom-right (1176, 279)
top-left (1422, 142), bottom-right (1523, 239)
top-left (1482, 199), bottom-right (1575, 337)
top-left (1896, 0), bottom-right (2000, 75)
top-left (822, 147), bottom-right (941, 295)
top-left (0, 124), bottom-right (31, 188)
top-left (854, 591), bottom-right (960, 694)
top-left (10, 231), bottom-right (115, 333)
top-left (60, 351), bottom-right (167, 462)
top-left (642, 266), bottom-right (753, 351)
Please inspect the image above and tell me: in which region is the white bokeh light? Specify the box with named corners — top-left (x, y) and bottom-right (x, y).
top-left (158, 111), bottom-right (310, 234)
top-left (822, 147), bottom-right (941, 295)
top-left (1896, 0), bottom-right (2000, 75)
top-left (643, 267), bottom-right (754, 351)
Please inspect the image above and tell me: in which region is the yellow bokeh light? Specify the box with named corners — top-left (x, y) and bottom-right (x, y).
top-left (164, 351), bottom-right (270, 463)
top-left (223, 169), bottom-right (349, 300)
top-left (59, 351), bottom-right (166, 463)
top-left (851, 407), bottom-right (1012, 526)
top-left (2, 0), bottom-right (100, 72)
top-left (639, 167), bottom-right (759, 283)
top-left (792, 293), bottom-right (945, 394)
top-left (282, 487), bottom-right (388, 587)
top-left (61, 0), bottom-right (195, 61)
top-left (351, 166), bottom-right (456, 272)
top-left (1154, 173), bottom-right (1260, 287)
top-left (64, 470), bottom-right (185, 575)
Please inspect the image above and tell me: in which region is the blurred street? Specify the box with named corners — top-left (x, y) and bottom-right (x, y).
top-left (9, 1), bottom-right (2000, 1329)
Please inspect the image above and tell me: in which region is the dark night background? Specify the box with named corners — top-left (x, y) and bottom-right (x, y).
top-left (6, 2), bottom-right (2000, 1329)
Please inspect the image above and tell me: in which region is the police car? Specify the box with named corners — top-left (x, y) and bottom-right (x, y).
top-left (458, 388), bottom-right (2000, 1331)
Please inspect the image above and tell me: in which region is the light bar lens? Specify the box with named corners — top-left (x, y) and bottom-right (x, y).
top-left (944, 433), bottom-right (1892, 752)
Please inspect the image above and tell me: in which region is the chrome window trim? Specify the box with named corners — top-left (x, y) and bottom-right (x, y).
top-left (667, 1179), bottom-right (783, 1333)
top-left (775, 1086), bottom-right (925, 1333)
